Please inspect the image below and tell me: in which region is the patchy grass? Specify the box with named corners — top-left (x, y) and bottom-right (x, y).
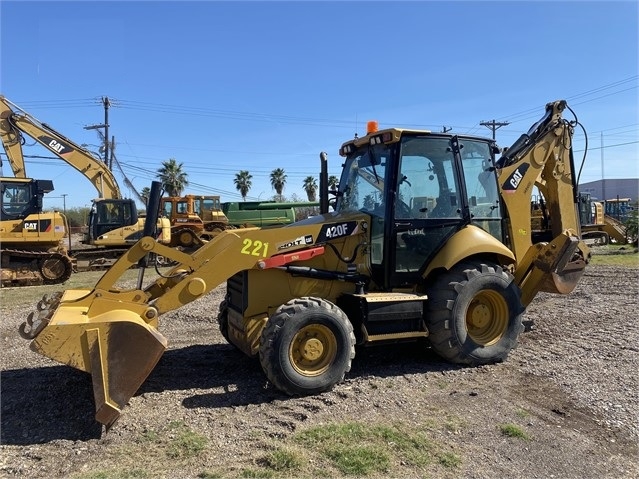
top-left (325, 444), bottom-right (390, 475)
top-left (293, 421), bottom-right (459, 476)
top-left (88, 421), bottom-right (209, 476)
top-left (260, 447), bottom-right (305, 472)
top-left (73, 418), bottom-right (463, 479)
top-left (443, 415), bottom-right (467, 434)
top-left (240, 469), bottom-right (274, 478)
top-left (166, 421), bottom-right (208, 459)
top-left (198, 473), bottom-right (223, 479)
top-left (499, 423), bottom-right (529, 440)
top-left (73, 469), bottom-right (149, 479)
top-left (589, 245), bottom-right (639, 267)
top-left (438, 451), bottom-right (462, 468)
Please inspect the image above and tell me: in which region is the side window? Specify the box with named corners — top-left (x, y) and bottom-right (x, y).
top-left (396, 138), bottom-right (461, 219)
top-left (2, 184), bottom-right (31, 215)
top-left (460, 140), bottom-right (502, 239)
top-left (123, 203), bottom-right (133, 224)
top-left (163, 202), bottom-right (173, 218)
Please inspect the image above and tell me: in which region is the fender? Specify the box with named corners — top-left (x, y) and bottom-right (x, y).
top-left (422, 225), bottom-right (515, 279)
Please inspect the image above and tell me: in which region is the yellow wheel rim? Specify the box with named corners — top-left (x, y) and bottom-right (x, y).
top-left (289, 324), bottom-right (337, 377)
top-left (179, 231), bottom-right (193, 246)
top-left (466, 290), bottom-right (509, 346)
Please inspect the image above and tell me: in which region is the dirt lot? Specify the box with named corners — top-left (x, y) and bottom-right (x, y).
top-left (1, 260), bottom-right (637, 478)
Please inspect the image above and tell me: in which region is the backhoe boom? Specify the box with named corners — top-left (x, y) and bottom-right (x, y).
top-left (0, 95), bottom-right (121, 199)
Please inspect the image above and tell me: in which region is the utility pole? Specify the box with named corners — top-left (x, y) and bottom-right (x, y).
top-left (103, 97), bottom-right (110, 166)
top-left (83, 96), bottom-right (111, 166)
top-left (480, 119), bottom-right (510, 140)
top-left (601, 132), bottom-right (605, 202)
top-left (442, 126), bottom-right (452, 133)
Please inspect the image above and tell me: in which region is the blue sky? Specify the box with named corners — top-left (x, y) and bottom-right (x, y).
top-left (1, 0), bottom-right (637, 209)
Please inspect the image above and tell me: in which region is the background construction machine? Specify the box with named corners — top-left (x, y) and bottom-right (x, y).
top-left (0, 95), bottom-right (170, 273)
top-left (160, 194), bottom-right (232, 249)
top-left (0, 177), bottom-right (74, 286)
top-left (161, 194), bottom-right (321, 249)
top-left (577, 192), bottom-right (634, 244)
top-left (20, 100), bottom-right (590, 429)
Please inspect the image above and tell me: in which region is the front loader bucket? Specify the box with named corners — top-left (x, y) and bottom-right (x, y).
top-left (20, 291), bottom-right (168, 429)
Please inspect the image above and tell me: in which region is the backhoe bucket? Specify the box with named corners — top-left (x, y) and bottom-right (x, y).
top-left (20, 290), bottom-right (168, 429)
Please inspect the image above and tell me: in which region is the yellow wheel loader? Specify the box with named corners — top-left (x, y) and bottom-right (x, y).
top-left (19, 100), bottom-right (590, 429)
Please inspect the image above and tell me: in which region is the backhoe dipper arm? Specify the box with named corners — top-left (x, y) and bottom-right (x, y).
top-left (496, 100), bottom-right (590, 305)
top-left (0, 95), bottom-right (121, 199)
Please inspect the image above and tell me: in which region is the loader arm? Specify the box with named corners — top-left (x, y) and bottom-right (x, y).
top-left (20, 218), bottom-right (364, 428)
top-left (496, 100), bottom-right (590, 305)
top-left (0, 95), bottom-right (121, 199)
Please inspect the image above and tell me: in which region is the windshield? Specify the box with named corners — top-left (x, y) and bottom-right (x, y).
top-left (336, 144), bottom-right (391, 214)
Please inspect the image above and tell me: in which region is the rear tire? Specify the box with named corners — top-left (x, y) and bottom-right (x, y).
top-left (426, 261), bottom-right (524, 365)
top-left (217, 300), bottom-right (231, 343)
top-left (259, 297), bottom-right (355, 396)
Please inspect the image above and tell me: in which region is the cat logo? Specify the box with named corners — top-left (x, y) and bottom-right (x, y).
top-left (39, 135), bottom-right (72, 156)
top-left (502, 164), bottom-right (530, 193)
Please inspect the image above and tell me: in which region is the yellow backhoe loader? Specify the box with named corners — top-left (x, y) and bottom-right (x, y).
top-left (19, 100), bottom-right (590, 429)
top-left (0, 95), bottom-right (170, 278)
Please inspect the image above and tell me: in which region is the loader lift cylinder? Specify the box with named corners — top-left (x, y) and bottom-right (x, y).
top-left (137, 180), bottom-right (163, 287)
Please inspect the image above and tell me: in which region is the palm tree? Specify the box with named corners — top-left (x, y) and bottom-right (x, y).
top-left (157, 158), bottom-right (188, 197)
top-left (302, 176), bottom-right (318, 201)
top-left (234, 170), bottom-right (253, 201)
top-left (270, 168), bottom-right (287, 202)
top-left (140, 186), bottom-right (151, 206)
top-left (328, 175), bottom-right (339, 191)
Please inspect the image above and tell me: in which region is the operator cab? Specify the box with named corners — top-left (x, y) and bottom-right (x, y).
top-left (337, 126), bottom-right (503, 290)
top-left (87, 198), bottom-right (138, 241)
top-left (0, 178), bottom-right (53, 220)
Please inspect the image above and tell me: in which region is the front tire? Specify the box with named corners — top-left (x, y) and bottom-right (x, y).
top-left (426, 261), bottom-right (524, 365)
top-left (259, 297), bottom-right (355, 396)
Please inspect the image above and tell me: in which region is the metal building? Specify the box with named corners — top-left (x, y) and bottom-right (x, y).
top-left (578, 178), bottom-right (639, 202)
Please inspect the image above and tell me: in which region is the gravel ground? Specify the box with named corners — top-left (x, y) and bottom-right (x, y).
top-left (1, 261), bottom-right (637, 478)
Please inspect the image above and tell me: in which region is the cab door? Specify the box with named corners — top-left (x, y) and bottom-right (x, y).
top-left (388, 136), bottom-right (464, 288)
top-left (387, 136), bottom-right (502, 289)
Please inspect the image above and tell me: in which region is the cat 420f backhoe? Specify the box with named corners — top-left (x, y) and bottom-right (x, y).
top-left (20, 100), bottom-right (590, 429)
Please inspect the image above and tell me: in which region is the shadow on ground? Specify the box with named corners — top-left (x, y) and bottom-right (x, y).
top-left (1, 341), bottom-right (459, 445)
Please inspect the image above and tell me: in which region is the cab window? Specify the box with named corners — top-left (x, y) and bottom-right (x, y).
top-left (2, 183), bottom-right (31, 215)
